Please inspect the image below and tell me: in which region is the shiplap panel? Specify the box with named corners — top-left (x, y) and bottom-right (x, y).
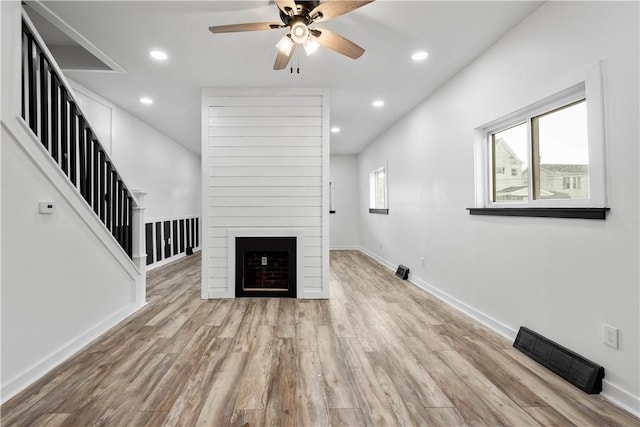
top-left (207, 96), bottom-right (322, 107)
top-left (210, 116), bottom-right (322, 127)
top-left (210, 197), bottom-right (321, 207)
top-left (304, 257), bottom-right (322, 267)
top-left (211, 206), bottom-right (320, 217)
top-left (209, 156), bottom-right (322, 167)
top-left (209, 137), bottom-right (322, 147)
top-left (209, 126), bottom-right (322, 138)
top-left (209, 176), bottom-right (321, 187)
top-left (304, 267), bottom-right (322, 277)
top-left (304, 236), bottom-right (322, 247)
top-left (304, 247), bottom-right (322, 257)
top-left (209, 106), bottom-right (322, 117)
top-left (204, 88), bottom-right (327, 299)
top-left (208, 217), bottom-right (322, 227)
top-left (210, 267), bottom-right (227, 278)
top-left (209, 166), bottom-right (322, 177)
top-left (209, 146), bottom-right (321, 157)
top-left (209, 186), bottom-right (323, 197)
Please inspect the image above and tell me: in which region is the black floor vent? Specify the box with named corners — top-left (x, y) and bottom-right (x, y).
top-left (513, 327), bottom-right (604, 394)
top-left (395, 265), bottom-right (409, 280)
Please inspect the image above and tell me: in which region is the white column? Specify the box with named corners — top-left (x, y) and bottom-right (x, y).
top-left (131, 189), bottom-right (147, 305)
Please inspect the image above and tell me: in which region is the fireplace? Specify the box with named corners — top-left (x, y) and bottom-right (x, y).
top-left (235, 237), bottom-right (297, 298)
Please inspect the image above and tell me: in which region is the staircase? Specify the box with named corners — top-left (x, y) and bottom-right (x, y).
top-left (1, 4), bottom-right (146, 404)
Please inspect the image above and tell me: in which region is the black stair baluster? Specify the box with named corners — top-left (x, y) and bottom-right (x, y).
top-left (69, 104), bottom-right (77, 187)
top-left (60, 87), bottom-right (69, 175)
top-left (106, 162), bottom-right (113, 232)
top-left (27, 34), bottom-right (37, 133)
top-left (111, 171), bottom-right (118, 238)
top-left (99, 150), bottom-right (106, 222)
top-left (50, 73), bottom-right (59, 163)
top-left (93, 140), bottom-right (99, 216)
top-left (78, 116), bottom-right (86, 198)
top-left (117, 180), bottom-right (125, 246)
top-left (39, 51), bottom-right (48, 149)
top-left (84, 129), bottom-right (93, 205)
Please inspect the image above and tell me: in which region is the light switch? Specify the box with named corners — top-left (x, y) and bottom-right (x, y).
top-left (39, 201), bottom-right (55, 214)
top-left (261, 256), bottom-right (267, 266)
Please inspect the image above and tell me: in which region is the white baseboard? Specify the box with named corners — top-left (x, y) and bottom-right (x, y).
top-left (329, 246), bottom-right (361, 251)
top-left (601, 380), bottom-right (640, 418)
top-left (0, 302), bottom-right (145, 404)
top-left (356, 247), bottom-right (640, 415)
top-left (302, 289), bottom-right (330, 299)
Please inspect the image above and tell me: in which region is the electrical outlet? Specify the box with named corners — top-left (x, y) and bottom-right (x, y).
top-left (421, 257), bottom-right (426, 267)
top-left (603, 324), bottom-right (618, 349)
top-left (379, 242), bottom-right (383, 249)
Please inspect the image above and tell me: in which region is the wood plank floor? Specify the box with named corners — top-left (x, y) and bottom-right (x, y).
top-left (2, 250), bottom-right (638, 426)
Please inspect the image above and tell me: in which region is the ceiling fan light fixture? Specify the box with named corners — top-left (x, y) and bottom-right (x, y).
top-left (303, 37), bottom-right (320, 56)
top-left (276, 35), bottom-right (295, 55)
top-left (290, 20), bottom-right (309, 43)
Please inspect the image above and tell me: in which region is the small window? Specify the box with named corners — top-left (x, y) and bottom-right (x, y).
top-left (369, 166), bottom-right (388, 214)
top-left (475, 62), bottom-right (607, 214)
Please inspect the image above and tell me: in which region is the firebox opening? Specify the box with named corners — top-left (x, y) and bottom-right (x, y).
top-left (235, 237), bottom-right (296, 298)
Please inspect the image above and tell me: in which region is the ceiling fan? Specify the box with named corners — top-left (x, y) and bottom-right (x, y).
top-left (209, 1), bottom-right (374, 70)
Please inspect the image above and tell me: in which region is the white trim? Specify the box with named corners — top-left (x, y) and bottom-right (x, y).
top-left (601, 381), bottom-right (640, 418)
top-left (200, 89), bottom-right (209, 299)
top-left (475, 61), bottom-right (607, 209)
top-left (227, 228), bottom-right (305, 299)
top-left (321, 88), bottom-right (331, 299)
top-left (356, 247), bottom-right (639, 415)
top-left (330, 246), bottom-right (361, 251)
top-left (357, 246), bottom-right (518, 341)
top-left (24, 1), bottom-right (125, 73)
top-left (0, 301), bottom-right (145, 404)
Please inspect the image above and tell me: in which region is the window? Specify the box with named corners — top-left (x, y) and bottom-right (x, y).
top-left (472, 62), bottom-right (608, 218)
top-left (490, 100), bottom-right (589, 203)
top-left (369, 166), bottom-right (388, 214)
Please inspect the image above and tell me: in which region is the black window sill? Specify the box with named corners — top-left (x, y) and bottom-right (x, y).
top-left (369, 208), bottom-right (389, 215)
top-left (329, 210), bottom-right (336, 214)
top-left (467, 207), bottom-right (610, 220)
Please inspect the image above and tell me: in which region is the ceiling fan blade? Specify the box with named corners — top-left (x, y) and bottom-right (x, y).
top-left (209, 22), bottom-right (283, 33)
top-left (312, 28), bottom-right (365, 59)
top-left (309, 1), bottom-right (374, 23)
top-left (275, 0), bottom-right (297, 16)
top-left (273, 43), bottom-right (297, 70)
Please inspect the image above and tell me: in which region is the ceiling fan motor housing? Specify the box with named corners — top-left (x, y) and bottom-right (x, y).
top-left (278, 1), bottom-right (320, 25)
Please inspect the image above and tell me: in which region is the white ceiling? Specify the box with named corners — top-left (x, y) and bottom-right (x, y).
top-left (32, 1), bottom-right (542, 155)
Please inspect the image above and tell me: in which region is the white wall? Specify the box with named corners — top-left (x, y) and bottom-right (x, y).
top-left (71, 82), bottom-right (201, 222)
top-left (329, 155), bottom-right (359, 249)
top-left (357, 1), bottom-right (639, 413)
top-left (1, 1), bottom-right (143, 402)
top-left (202, 88), bottom-right (330, 299)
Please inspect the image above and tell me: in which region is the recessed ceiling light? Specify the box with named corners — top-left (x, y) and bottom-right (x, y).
top-left (149, 50), bottom-right (168, 61)
top-left (331, 127), bottom-right (340, 133)
top-left (411, 51), bottom-right (429, 61)
top-left (140, 97), bottom-right (153, 105)
top-left (372, 99), bottom-right (384, 108)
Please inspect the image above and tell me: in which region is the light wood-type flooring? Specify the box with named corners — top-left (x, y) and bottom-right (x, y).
top-left (2, 250), bottom-right (638, 426)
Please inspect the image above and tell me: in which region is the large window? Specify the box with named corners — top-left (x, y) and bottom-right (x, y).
top-left (369, 166), bottom-right (388, 214)
top-left (473, 62), bottom-right (607, 218)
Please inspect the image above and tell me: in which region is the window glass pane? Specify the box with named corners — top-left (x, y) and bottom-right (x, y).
top-left (535, 100), bottom-right (589, 200)
top-left (376, 170), bottom-right (386, 208)
top-left (492, 123), bottom-right (528, 202)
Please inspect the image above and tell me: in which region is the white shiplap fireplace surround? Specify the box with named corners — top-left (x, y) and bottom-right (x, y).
top-left (201, 88), bottom-right (330, 299)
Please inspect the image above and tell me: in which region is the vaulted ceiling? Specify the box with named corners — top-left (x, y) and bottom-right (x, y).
top-left (27, 1), bottom-right (542, 155)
